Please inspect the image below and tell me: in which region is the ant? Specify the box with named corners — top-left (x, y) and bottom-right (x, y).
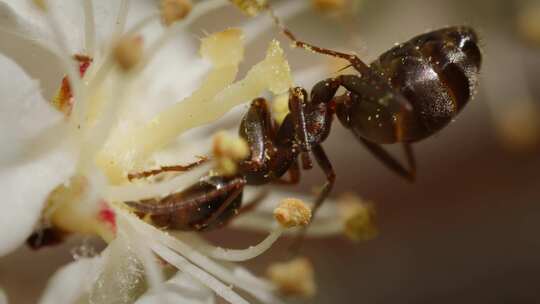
top-left (124, 25), bottom-right (482, 233)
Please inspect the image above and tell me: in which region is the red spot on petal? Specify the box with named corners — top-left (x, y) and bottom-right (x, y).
top-left (52, 54), bottom-right (93, 116)
top-left (98, 201), bottom-right (116, 233)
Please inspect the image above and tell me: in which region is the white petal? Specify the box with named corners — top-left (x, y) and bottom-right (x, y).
top-left (0, 54), bottom-right (64, 162)
top-left (0, 0), bottom-right (137, 54)
top-left (0, 53), bottom-right (76, 256)
top-left (0, 1), bottom-right (54, 48)
top-left (136, 272), bottom-right (215, 304)
top-left (39, 256), bottom-right (102, 304)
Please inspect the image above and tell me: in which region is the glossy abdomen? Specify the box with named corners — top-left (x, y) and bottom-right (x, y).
top-left (338, 27), bottom-right (481, 144)
top-left (369, 26), bottom-right (482, 142)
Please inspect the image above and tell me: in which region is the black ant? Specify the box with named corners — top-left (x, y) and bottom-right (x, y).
top-left (124, 26), bottom-right (482, 233)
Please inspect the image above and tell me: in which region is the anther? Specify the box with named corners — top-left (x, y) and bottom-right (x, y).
top-left (337, 193), bottom-right (378, 241)
top-left (160, 0), bottom-right (192, 26)
top-left (273, 198), bottom-right (311, 228)
top-left (113, 36), bottom-right (143, 71)
top-left (267, 257), bottom-right (316, 297)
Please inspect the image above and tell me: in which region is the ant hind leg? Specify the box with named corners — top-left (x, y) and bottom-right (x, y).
top-left (360, 138), bottom-right (416, 181)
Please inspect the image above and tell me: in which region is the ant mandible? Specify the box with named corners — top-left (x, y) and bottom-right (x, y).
top-left (125, 25), bottom-right (482, 232)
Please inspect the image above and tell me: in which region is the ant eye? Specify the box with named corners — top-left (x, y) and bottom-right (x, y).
top-left (461, 40), bottom-right (482, 69)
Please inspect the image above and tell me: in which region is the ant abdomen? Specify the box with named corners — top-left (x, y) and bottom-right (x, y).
top-left (370, 26), bottom-right (482, 142)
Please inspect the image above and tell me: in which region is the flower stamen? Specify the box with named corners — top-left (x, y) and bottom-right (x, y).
top-left (83, 0), bottom-right (96, 56)
top-left (160, 0), bottom-right (193, 26)
top-left (267, 257), bottom-right (316, 298)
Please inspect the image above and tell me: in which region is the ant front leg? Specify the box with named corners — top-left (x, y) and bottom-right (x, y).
top-left (359, 139), bottom-right (416, 182)
top-left (289, 87), bottom-right (313, 170)
top-left (127, 156), bottom-right (209, 181)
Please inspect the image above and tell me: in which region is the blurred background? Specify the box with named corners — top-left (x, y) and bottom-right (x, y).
top-left (1, 0), bottom-right (540, 303)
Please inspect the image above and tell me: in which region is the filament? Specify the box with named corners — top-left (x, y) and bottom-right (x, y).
top-left (82, 0), bottom-right (96, 56)
top-left (182, 227), bottom-right (285, 262)
top-left (112, 0), bottom-right (131, 42)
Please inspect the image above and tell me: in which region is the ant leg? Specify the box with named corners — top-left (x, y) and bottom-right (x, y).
top-left (240, 98), bottom-right (279, 171)
top-left (128, 156), bottom-right (209, 180)
top-left (289, 87), bottom-right (313, 169)
top-left (310, 144), bottom-right (336, 217)
top-left (274, 159), bottom-right (301, 185)
top-left (403, 143), bottom-right (416, 179)
top-left (218, 190), bottom-right (269, 228)
top-left (237, 190), bottom-right (268, 215)
top-left (359, 138), bottom-right (416, 181)
top-left (196, 185), bottom-right (245, 230)
top-left (289, 144), bottom-right (335, 253)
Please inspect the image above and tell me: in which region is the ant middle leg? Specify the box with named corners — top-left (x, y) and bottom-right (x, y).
top-left (225, 189), bottom-right (269, 222)
top-left (127, 156), bottom-right (209, 181)
top-left (289, 144), bottom-right (335, 253)
top-left (274, 159), bottom-right (301, 185)
top-left (196, 185), bottom-right (244, 230)
top-left (310, 144), bottom-right (336, 217)
top-left (359, 138), bottom-right (416, 181)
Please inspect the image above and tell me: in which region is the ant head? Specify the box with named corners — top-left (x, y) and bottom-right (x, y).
top-left (310, 79), bottom-right (340, 105)
top-left (443, 26), bottom-right (482, 69)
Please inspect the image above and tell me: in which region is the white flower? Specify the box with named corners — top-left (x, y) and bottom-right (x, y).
top-left (0, 0), bottom-right (356, 303)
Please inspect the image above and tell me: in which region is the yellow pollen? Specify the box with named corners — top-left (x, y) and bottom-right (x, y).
top-left (160, 0), bottom-right (192, 26)
top-left (273, 198), bottom-right (312, 228)
top-left (212, 131), bottom-right (249, 175)
top-left (267, 257), bottom-right (316, 297)
top-left (272, 93), bottom-right (290, 125)
top-left (113, 36), bottom-right (143, 71)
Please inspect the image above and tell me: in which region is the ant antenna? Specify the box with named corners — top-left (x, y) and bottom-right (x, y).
top-left (265, 5), bottom-right (370, 71)
top-left (266, 6), bottom-right (413, 112)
